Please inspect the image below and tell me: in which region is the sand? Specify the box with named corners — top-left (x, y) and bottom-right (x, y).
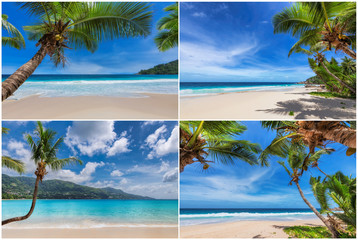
top-left (180, 87), bottom-right (356, 119)
top-left (2, 93), bottom-right (178, 119)
top-left (180, 219), bottom-right (323, 238)
top-left (2, 226), bottom-right (178, 238)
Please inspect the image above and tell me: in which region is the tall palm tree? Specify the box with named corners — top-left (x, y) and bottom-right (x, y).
top-left (273, 2), bottom-right (356, 59)
top-left (2, 127), bottom-right (25, 174)
top-left (180, 121), bottom-right (261, 172)
top-left (155, 2), bottom-right (178, 52)
top-left (259, 121), bottom-right (356, 166)
top-left (278, 147), bottom-right (340, 238)
top-left (310, 172), bottom-right (356, 233)
top-left (2, 14), bottom-right (25, 50)
top-left (2, 2), bottom-right (153, 101)
top-left (2, 122), bottom-right (82, 225)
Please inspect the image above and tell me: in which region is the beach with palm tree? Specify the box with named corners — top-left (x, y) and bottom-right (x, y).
top-left (2, 2), bottom-right (178, 119)
top-left (180, 121), bottom-right (356, 238)
top-left (180, 2), bottom-right (356, 120)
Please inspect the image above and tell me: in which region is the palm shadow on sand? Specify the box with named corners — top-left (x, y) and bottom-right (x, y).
top-left (257, 96), bottom-right (356, 119)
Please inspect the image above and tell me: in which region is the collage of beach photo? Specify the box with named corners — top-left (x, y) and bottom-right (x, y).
top-left (1, 1), bottom-right (356, 239)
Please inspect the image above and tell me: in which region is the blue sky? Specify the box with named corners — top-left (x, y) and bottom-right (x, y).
top-left (180, 121), bottom-right (356, 208)
top-left (180, 2), bottom-right (345, 83)
top-left (2, 2), bottom-right (177, 74)
top-left (2, 121), bottom-right (178, 199)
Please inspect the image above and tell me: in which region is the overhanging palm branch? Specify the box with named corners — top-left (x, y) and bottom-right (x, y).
top-left (155, 2), bottom-right (178, 51)
top-left (2, 14), bottom-right (25, 49)
top-left (2, 156), bottom-right (25, 174)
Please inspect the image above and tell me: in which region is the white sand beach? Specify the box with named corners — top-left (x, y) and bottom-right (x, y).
top-left (2, 226), bottom-right (178, 238)
top-left (2, 93), bottom-right (178, 119)
top-left (181, 219), bottom-right (323, 238)
top-left (180, 86), bottom-right (356, 119)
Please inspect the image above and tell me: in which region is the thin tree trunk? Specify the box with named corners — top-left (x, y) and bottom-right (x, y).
top-left (295, 181), bottom-right (339, 238)
top-left (2, 175), bottom-right (40, 225)
top-left (316, 166), bottom-right (329, 177)
top-left (321, 62), bottom-right (356, 94)
top-left (342, 46), bottom-right (356, 60)
top-left (312, 68), bottom-right (340, 93)
top-left (2, 46), bottom-right (47, 101)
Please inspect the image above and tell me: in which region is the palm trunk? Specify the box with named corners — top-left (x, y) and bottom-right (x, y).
top-left (321, 62), bottom-right (356, 94)
top-left (2, 175), bottom-right (40, 225)
top-left (342, 46), bottom-right (356, 60)
top-left (295, 181), bottom-right (339, 238)
top-left (2, 46), bottom-right (47, 101)
top-left (312, 69), bottom-right (340, 93)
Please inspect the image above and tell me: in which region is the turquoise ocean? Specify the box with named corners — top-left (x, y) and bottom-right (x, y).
top-left (180, 208), bottom-right (317, 226)
top-left (1, 74), bottom-right (178, 99)
top-left (2, 199), bottom-right (178, 228)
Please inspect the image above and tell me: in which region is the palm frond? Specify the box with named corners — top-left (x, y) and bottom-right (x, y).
top-left (2, 156), bottom-right (25, 174)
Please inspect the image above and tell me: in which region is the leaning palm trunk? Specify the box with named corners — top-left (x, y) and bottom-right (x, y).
top-left (320, 62), bottom-right (356, 94)
top-left (2, 175), bottom-right (40, 225)
top-left (295, 181), bottom-right (340, 238)
top-left (2, 46), bottom-right (47, 101)
top-left (341, 46), bottom-right (356, 60)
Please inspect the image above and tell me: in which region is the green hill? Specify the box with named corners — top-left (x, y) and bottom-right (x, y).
top-left (138, 60), bottom-right (178, 75)
top-left (2, 174), bottom-right (153, 200)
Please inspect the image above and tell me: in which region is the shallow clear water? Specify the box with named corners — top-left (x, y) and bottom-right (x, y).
top-left (180, 208), bottom-right (317, 226)
top-left (2, 74), bottom-right (178, 99)
top-left (2, 199), bottom-right (178, 228)
top-left (180, 82), bottom-right (303, 97)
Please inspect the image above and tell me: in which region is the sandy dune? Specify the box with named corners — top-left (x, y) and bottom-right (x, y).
top-left (3, 93), bottom-right (178, 120)
top-left (180, 219), bottom-right (323, 238)
top-left (180, 87), bottom-right (356, 120)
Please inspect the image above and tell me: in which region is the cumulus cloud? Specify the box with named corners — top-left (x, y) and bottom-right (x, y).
top-left (145, 125), bottom-right (167, 147)
top-left (158, 161), bottom-right (170, 173)
top-left (5, 139), bottom-right (34, 174)
top-left (64, 121), bottom-right (131, 157)
top-left (47, 161), bottom-right (105, 184)
top-left (146, 126), bottom-right (178, 159)
top-left (163, 168), bottom-right (178, 183)
top-left (110, 170), bottom-right (124, 177)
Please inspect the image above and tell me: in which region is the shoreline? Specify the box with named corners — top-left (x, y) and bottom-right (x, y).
top-left (180, 219), bottom-right (323, 238)
top-left (3, 93), bottom-right (178, 119)
top-left (180, 86), bottom-right (356, 119)
top-left (3, 226), bottom-right (178, 238)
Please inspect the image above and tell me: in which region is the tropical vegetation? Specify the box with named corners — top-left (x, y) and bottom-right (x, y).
top-left (2, 14), bottom-right (25, 50)
top-left (155, 2), bottom-right (178, 52)
top-left (2, 122), bottom-right (83, 225)
top-left (180, 121), bottom-right (261, 172)
top-left (273, 2), bottom-right (356, 98)
top-left (2, 174), bottom-right (152, 200)
top-left (2, 2), bottom-right (153, 101)
top-left (138, 60), bottom-right (178, 75)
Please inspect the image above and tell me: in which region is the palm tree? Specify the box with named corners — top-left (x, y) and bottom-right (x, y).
top-left (155, 2), bottom-right (178, 52)
top-left (278, 147), bottom-right (340, 238)
top-left (180, 121), bottom-right (261, 172)
top-left (310, 172), bottom-right (356, 233)
top-left (259, 121), bottom-right (356, 166)
top-left (2, 14), bottom-right (25, 50)
top-left (2, 2), bottom-right (153, 101)
top-left (291, 43), bottom-right (356, 94)
top-left (273, 2), bottom-right (356, 59)
top-left (2, 127), bottom-right (25, 174)
top-left (341, 56), bottom-right (356, 75)
top-left (2, 122), bottom-right (82, 225)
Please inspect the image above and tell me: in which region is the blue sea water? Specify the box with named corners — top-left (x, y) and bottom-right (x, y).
top-left (180, 208), bottom-right (317, 226)
top-left (1, 74), bottom-right (178, 99)
top-left (2, 199), bottom-right (178, 228)
top-left (180, 82), bottom-right (304, 97)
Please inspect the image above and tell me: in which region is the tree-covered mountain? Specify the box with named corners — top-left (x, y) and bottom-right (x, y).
top-left (138, 60), bottom-right (178, 75)
top-left (2, 174), bottom-right (153, 200)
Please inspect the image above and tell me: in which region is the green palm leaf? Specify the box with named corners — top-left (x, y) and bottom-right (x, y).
top-left (2, 156), bottom-right (25, 174)
top-left (2, 14), bottom-right (25, 49)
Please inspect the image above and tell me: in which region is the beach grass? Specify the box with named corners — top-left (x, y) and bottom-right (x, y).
top-left (283, 226), bottom-right (331, 238)
top-left (309, 92), bottom-right (356, 99)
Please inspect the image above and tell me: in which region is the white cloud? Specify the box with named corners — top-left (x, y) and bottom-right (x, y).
top-left (158, 161), bottom-right (170, 173)
top-left (147, 126), bottom-right (178, 159)
top-left (47, 161), bottom-right (105, 184)
top-left (192, 12), bottom-right (206, 17)
top-left (64, 121), bottom-right (131, 157)
top-left (110, 170), bottom-right (124, 177)
top-left (5, 139), bottom-right (34, 174)
top-left (107, 137), bottom-right (131, 157)
top-left (163, 168), bottom-right (178, 182)
top-left (141, 121), bottom-right (164, 128)
top-left (145, 125), bottom-right (167, 147)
